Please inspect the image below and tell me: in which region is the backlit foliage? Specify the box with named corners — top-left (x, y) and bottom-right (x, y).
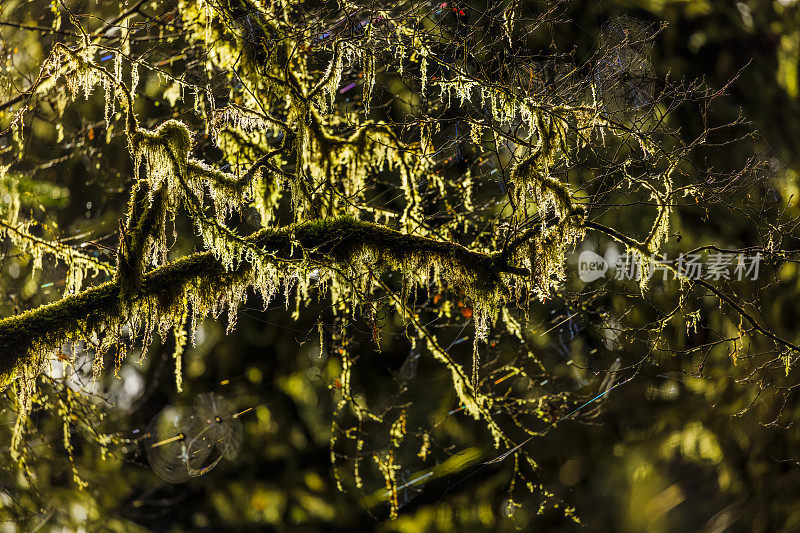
top-left (1, 0), bottom-right (797, 526)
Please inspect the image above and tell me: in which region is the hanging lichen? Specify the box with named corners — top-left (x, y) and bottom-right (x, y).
top-left (0, 1), bottom-right (700, 521)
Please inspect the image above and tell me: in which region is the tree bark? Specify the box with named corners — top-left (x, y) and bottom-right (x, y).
top-left (0, 217), bottom-right (522, 387)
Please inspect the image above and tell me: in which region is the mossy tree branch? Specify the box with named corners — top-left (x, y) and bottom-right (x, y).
top-left (0, 217), bottom-right (526, 387)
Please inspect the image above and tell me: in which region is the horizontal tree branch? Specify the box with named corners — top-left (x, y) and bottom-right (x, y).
top-left (0, 217), bottom-right (524, 387)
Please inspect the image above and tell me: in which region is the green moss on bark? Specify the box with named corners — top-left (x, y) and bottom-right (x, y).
top-left (0, 217), bottom-right (518, 388)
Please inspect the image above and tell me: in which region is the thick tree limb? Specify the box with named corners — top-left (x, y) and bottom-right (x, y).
top-left (0, 217), bottom-right (523, 387)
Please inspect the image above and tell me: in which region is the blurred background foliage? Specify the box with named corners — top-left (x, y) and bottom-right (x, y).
top-left (1, 0), bottom-right (799, 531)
